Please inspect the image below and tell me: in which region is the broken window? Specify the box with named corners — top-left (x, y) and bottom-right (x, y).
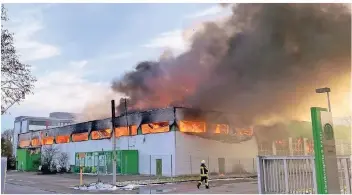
top-left (141, 122), bottom-right (170, 134)
top-left (179, 120), bottom-right (206, 133)
top-left (56, 135), bottom-right (70, 143)
top-left (115, 125), bottom-right (137, 137)
top-left (91, 129), bottom-right (112, 140)
top-left (72, 132), bottom-right (88, 142)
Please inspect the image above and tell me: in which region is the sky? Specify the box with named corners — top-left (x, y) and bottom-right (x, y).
top-left (1, 3), bottom-right (233, 130)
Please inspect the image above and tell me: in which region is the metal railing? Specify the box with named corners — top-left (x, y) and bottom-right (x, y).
top-left (257, 155), bottom-right (351, 194)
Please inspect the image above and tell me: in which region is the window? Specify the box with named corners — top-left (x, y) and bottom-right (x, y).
top-left (72, 132), bottom-right (88, 142)
top-left (91, 129), bottom-right (112, 140)
top-left (179, 121), bottom-right (206, 133)
top-left (56, 135), bottom-right (70, 143)
top-left (42, 137), bottom-right (54, 145)
top-left (141, 122), bottom-right (170, 134)
top-left (115, 126), bottom-right (137, 137)
top-left (31, 138), bottom-right (41, 146)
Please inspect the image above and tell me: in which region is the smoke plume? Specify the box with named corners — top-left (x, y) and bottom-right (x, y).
top-left (110, 4), bottom-right (351, 127)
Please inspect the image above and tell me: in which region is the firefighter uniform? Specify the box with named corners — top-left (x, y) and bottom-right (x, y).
top-left (197, 160), bottom-right (209, 189)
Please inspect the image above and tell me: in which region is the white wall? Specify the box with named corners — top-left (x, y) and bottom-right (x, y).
top-left (47, 131), bottom-right (176, 176)
top-left (174, 131), bottom-right (258, 176)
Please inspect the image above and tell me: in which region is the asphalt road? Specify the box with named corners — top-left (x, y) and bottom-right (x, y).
top-left (4, 171), bottom-right (258, 194)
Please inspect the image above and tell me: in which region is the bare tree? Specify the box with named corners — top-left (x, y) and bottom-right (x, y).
top-left (1, 128), bottom-right (14, 142)
top-left (1, 5), bottom-right (36, 115)
top-left (41, 145), bottom-right (60, 172)
top-left (57, 152), bottom-right (69, 172)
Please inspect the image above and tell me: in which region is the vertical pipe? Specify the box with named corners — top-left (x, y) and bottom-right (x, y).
top-left (124, 98), bottom-right (130, 150)
top-left (149, 155), bottom-right (151, 176)
top-left (190, 155), bottom-right (192, 175)
top-left (111, 100), bottom-right (117, 185)
top-left (171, 155), bottom-right (173, 177)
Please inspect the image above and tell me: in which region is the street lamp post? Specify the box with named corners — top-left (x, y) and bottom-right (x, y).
top-left (315, 87), bottom-right (332, 112)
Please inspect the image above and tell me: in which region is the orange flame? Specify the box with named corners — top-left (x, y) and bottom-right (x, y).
top-left (72, 132), bottom-right (88, 142)
top-left (214, 124), bottom-right (229, 134)
top-left (115, 125), bottom-right (137, 137)
top-left (142, 122), bottom-right (170, 134)
top-left (179, 120), bottom-right (206, 133)
top-left (19, 140), bottom-right (31, 148)
top-left (42, 137), bottom-right (54, 145)
top-left (91, 129), bottom-right (112, 140)
top-left (31, 138), bottom-right (41, 147)
top-left (56, 135), bottom-right (70, 143)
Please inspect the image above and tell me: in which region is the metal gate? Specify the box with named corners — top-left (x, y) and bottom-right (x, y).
top-left (257, 155), bottom-right (351, 194)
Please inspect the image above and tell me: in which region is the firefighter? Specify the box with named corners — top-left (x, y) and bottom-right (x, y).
top-left (197, 160), bottom-right (209, 189)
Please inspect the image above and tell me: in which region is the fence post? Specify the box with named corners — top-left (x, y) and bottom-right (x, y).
top-left (272, 141), bottom-right (277, 155)
top-left (149, 155), bottom-right (151, 176)
top-left (283, 159), bottom-right (289, 193)
top-left (171, 155), bottom-right (173, 177)
top-left (252, 158), bottom-right (255, 174)
top-left (288, 137), bottom-right (293, 156)
top-left (303, 138), bottom-right (308, 155)
top-left (256, 156), bottom-right (265, 194)
top-left (239, 159), bottom-right (242, 176)
top-left (190, 155), bottom-right (192, 175)
top-left (341, 158), bottom-right (351, 194)
top-left (208, 156), bottom-right (210, 173)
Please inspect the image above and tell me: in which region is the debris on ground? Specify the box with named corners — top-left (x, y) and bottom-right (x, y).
top-left (73, 182), bottom-right (117, 191)
top-left (119, 184), bottom-right (144, 190)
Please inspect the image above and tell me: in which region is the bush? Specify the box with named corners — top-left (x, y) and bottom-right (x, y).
top-left (7, 156), bottom-right (16, 170)
top-left (40, 163), bottom-right (57, 174)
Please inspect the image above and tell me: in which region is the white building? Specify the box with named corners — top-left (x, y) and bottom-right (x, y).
top-left (16, 107), bottom-right (258, 176)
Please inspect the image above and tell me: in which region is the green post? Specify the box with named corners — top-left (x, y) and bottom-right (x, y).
top-left (311, 107), bottom-right (340, 194)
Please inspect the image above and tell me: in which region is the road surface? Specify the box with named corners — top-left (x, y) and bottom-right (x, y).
top-left (4, 171), bottom-right (258, 194)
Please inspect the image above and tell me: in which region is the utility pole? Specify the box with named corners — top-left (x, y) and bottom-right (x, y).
top-left (124, 98), bottom-right (130, 149)
top-left (111, 100), bottom-right (117, 185)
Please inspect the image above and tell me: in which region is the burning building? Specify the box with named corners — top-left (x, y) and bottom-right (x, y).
top-left (15, 107), bottom-right (257, 176)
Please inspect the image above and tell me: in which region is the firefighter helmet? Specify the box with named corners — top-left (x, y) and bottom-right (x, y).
top-left (201, 160), bottom-right (205, 164)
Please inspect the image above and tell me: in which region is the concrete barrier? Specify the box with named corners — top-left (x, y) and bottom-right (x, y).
top-left (1, 157), bottom-right (7, 194)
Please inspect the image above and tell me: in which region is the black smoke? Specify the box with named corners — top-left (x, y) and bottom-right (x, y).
top-left (111, 4), bottom-right (351, 127)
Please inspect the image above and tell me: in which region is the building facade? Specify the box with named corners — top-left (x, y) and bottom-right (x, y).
top-left (13, 112), bottom-right (75, 156)
top-left (15, 107), bottom-right (257, 176)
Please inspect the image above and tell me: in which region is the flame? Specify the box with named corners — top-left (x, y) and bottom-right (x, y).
top-left (42, 137), bottom-right (54, 145)
top-left (237, 128), bottom-right (254, 136)
top-left (91, 129), bottom-right (112, 140)
top-left (72, 132), bottom-right (88, 142)
top-left (115, 125), bottom-right (137, 137)
top-left (56, 135), bottom-right (70, 143)
top-left (19, 140), bottom-right (31, 148)
top-left (142, 122), bottom-right (170, 134)
top-left (31, 138), bottom-right (41, 147)
top-left (179, 120), bottom-right (206, 133)
top-left (214, 124), bottom-right (229, 134)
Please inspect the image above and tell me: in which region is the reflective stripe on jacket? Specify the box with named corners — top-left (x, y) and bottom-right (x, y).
top-left (200, 166), bottom-right (208, 177)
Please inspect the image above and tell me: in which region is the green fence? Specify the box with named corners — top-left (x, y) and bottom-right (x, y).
top-left (74, 150), bottom-right (139, 175)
